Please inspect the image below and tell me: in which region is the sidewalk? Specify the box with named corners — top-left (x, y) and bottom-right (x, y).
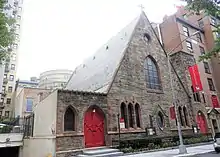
top-left (124, 144), bottom-right (214, 157)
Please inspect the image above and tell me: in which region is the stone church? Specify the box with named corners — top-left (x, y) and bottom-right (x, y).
top-left (26, 11), bottom-right (219, 157)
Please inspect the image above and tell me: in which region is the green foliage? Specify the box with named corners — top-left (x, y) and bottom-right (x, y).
top-left (0, 0), bottom-right (15, 64)
top-left (117, 134), bottom-right (211, 153)
top-left (186, 0), bottom-right (220, 61)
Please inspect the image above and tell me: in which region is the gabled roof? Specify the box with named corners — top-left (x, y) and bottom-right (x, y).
top-left (207, 108), bottom-right (220, 115)
top-left (65, 12), bottom-right (143, 93)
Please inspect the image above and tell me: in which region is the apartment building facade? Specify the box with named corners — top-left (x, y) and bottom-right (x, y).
top-left (0, 0), bottom-right (23, 118)
top-left (160, 9), bottom-right (220, 134)
top-left (173, 8), bottom-right (220, 99)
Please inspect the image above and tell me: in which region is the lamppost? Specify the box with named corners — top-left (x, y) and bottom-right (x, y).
top-left (168, 31), bottom-right (200, 154)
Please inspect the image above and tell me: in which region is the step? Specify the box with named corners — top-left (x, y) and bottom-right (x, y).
top-left (77, 151), bottom-right (124, 157)
top-left (83, 148), bottom-right (119, 155)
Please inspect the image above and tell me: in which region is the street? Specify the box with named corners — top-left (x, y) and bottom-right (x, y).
top-left (190, 151), bottom-right (219, 156)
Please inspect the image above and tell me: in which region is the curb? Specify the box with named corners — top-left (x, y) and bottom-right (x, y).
top-left (123, 142), bottom-right (213, 156)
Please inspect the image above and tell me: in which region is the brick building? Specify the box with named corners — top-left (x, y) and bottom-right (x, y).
top-left (160, 8), bottom-right (220, 135)
top-left (21, 11), bottom-right (219, 157)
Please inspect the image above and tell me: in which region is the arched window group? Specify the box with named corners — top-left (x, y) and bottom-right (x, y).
top-left (178, 106), bottom-right (190, 127)
top-left (144, 56), bottom-right (161, 90)
top-left (64, 106), bottom-right (76, 131)
top-left (120, 103), bottom-right (141, 129)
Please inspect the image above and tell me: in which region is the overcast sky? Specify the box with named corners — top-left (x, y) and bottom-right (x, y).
top-left (17, 0), bottom-right (186, 80)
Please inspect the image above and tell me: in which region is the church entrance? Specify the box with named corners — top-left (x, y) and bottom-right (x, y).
top-left (196, 111), bottom-right (208, 134)
top-left (84, 106), bottom-right (105, 148)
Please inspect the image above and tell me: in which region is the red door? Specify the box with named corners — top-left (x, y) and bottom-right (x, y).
top-left (196, 113), bottom-right (207, 134)
top-left (84, 107), bottom-right (105, 148)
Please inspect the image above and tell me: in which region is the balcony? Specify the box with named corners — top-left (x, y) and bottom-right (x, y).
top-left (0, 102), bottom-right (4, 109)
top-left (4, 68), bottom-right (9, 73)
top-left (1, 92), bottom-right (6, 97)
top-left (3, 78), bottom-right (8, 84)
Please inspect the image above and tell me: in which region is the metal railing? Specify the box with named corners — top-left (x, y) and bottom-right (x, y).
top-left (0, 116), bottom-right (25, 134)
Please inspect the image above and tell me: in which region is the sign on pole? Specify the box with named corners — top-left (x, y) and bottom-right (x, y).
top-left (120, 118), bottom-right (125, 129)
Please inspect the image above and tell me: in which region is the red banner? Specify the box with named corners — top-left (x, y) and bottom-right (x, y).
top-left (170, 106), bottom-right (176, 120)
top-left (211, 95), bottom-right (220, 108)
top-left (188, 64), bottom-right (203, 92)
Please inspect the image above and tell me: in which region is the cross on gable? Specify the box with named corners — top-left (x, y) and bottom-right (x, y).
top-left (138, 4), bottom-right (145, 11)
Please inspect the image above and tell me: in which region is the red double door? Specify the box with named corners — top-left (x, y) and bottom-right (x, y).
top-left (84, 107), bottom-right (105, 148)
top-left (196, 114), bottom-right (207, 134)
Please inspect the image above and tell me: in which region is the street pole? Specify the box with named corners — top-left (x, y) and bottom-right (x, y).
top-left (167, 31), bottom-right (200, 154)
top-left (168, 55), bottom-right (187, 154)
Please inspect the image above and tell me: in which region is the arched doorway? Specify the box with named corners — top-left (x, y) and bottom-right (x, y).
top-left (84, 106), bottom-right (105, 148)
top-left (196, 111), bottom-right (208, 134)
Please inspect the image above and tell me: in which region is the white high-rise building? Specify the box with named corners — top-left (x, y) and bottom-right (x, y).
top-left (0, 0), bottom-right (23, 117)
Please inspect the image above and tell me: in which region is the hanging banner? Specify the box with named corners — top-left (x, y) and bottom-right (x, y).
top-left (188, 64), bottom-right (203, 92)
top-left (211, 95), bottom-right (220, 108)
top-left (170, 106), bottom-right (176, 120)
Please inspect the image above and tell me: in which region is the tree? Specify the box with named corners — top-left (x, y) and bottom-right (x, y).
top-left (0, 0), bottom-right (15, 64)
top-left (186, 0), bottom-right (220, 61)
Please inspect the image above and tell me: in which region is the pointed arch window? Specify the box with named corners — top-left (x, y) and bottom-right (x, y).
top-left (135, 104), bottom-right (141, 128)
top-left (128, 104), bottom-right (134, 128)
top-left (157, 111), bottom-right (164, 130)
top-left (144, 56), bottom-right (161, 90)
top-left (178, 107), bottom-right (184, 126)
top-left (183, 106), bottom-right (189, 127)
top-left (120, 103), bottom-right (128, 128)
top-left (64, 106), bottom-right (76, 131)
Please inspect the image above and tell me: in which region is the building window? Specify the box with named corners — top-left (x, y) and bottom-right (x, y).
top-left (196, 33), bottom-right (202, 43)
top-left (120, 103), bottom-right (128, 128)
top-left (186, 41), bottom-right (193, 52)
top-left (191, 86), bottom-right (201, 102)
top-left (12, 53), bottom-right (16, 61)
top-left (2, 86), bottom-right (5, 92)
top-left (200, 46), bottom-right (205, 55)
top-left (211, 95), bottom-right (219, 108)
top-left (128, 103), bottom-right (134, 128)
top-left (3, 74), bottom-right (7, 79)
top-left (64, 106), bottom-right (76, 131)
top-left (135, 104), bottom-right (141, 128)
top-left (183, 106), bottom-right (189, 127)
top-left (0, 98), bottom-right (3, 103)
top-left (202, 93), bottom-right (206, 103)
top-left (8, 86), bottom-right (13, 93)
top-left (198, 19), bottom-right (204, 28)
top-left (157, 111), bottom-right (164, 130)
top-left (211, 17), bottom-right (216, 26)
top-left (6, 98), bottom-right (11, 104)
top-left (183, 25), bottom-right (189, 36)
top-left (203, 62), bottom-right (211, 74)
top-left (9, 75), bottom-right (14, 81)
top-left (207, 78), bottom-right (215, 91)
top-left (144, 56), bottom-right (161, 90)
top-left (11, 64), bottom-right (15, 70)
top-left (5, 111), bottom-right (9, 118)
top-left (178, 107), bottom-right (184, 126)
top-left (215, 32), bottom-right (220, 38)
top-left (26, 98), bottom-right (33, 112)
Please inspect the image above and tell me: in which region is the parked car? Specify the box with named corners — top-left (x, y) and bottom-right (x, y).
top-left (213, 132), bottom-right (220, 153)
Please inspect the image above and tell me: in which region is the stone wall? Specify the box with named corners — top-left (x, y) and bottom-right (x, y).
top-left (107, 13), bottom-right (179, 139)
top-left (56, 90), bottom-right (108, 152)
top-left (170, 51), bottom-right (209, 126)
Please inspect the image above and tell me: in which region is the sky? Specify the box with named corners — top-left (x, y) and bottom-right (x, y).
top-left (17, 0), bottom-right (186, 80)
